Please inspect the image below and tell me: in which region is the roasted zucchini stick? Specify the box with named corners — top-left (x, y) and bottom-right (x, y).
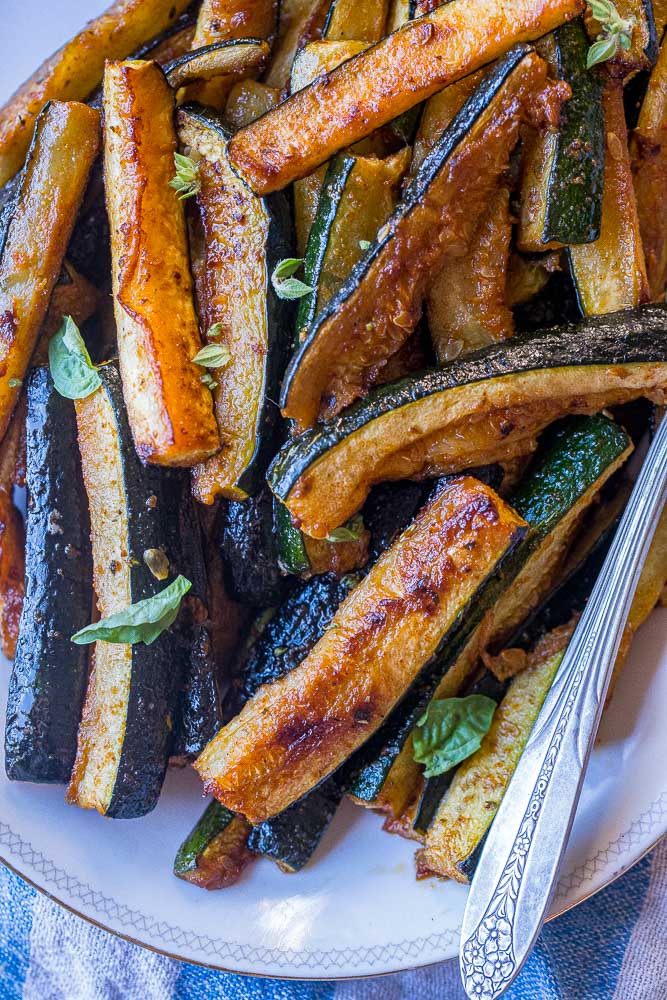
top-left (269, 305), bottom-right (667, 539)
top-left (4, 369), bottom-right (92, 783)
top-left (0, 100), bottom-right (100, 444)
top-left (179, 105), bottom-right (291, 503)
top-left (264, 0), bottom-right (331, 91)
top-left (67, 363), bottom-right (186, 818)
top-left (416, 626), bottom-right (570, 882)
top-left (195, 477), bottom-right (526, 823)
top-left (174, 800), bottom-right (253, 889)
top-left (427, 188), bottom-right (514, 362)
top-left (631, 37), bottom-right (667, 301)
top-left (103, 60), bottom-right (219, 466)
top-left (225, 80), bottom-right (280, 129)
top-left (228, 0), bottom-right (585, 194)
top-left (569, 79), bottom-right (650, 315)
top-left (0, 0), bottom-right (192, 186)
top-left (165, 40), bottom-right (271, 99)
top-left (323, 0), bottom-right (388, 42)
top-left (0, 402), bottom-right (24, 660)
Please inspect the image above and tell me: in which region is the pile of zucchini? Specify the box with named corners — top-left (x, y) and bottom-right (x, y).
top-left (1, 0), bottom-right (667, 890)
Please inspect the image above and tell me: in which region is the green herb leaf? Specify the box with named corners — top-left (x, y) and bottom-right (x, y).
top-left (326, 514), bottom-right (364, 543)
top-left (200, 372), bottom-right (218, 391)
top-left (271, 258), bottom-right (314, 300)
top-left (48, 316), bottom-right (102, 400)
top-left (273, 258), bottom-right (305, 279)
top-left (413, 695), bottom-right (497, 778)
top-left (8, 378), bottom-right (22, 388)
top-left (586, 0), bottom-right (634, 68)
top-left (192, 343), bottom-right (232, 368)
top-left (358, 240), bottom-right (371, 250)
top-left (170, 152), bottom-right (200, 200)
top-left (207, 322), bottom-right (223, 339)
top-left (71, 575), bottom-right (192, 646)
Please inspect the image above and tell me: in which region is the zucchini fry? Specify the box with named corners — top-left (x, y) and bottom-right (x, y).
top-left (193, 0), bottom-right (278, 47)
top-left (631, 37), bottom-right (667, 301)
top-left (281, 49), bottom-right (565, 429)
top-left (195, 477), bottom-right (526, 823)
top-left (225, 81), bottom-right (280, 129)
top-left (569, 79), bottom-right (650, 314)
top-left (264, 0), bottom-right (331, 91)
top-left (427, 188), bottom-right (515, 363)
top-left (0, 0), bottom-right (192, 187)
top-left (228, 0), bottom-right (585, 194)
top-left (0, 399), bottom-right (25, 659)
top-left (180, 106), bottom-right (291, 503)
top-left (323, 0), bottom-right (389, 43)
top-left (0, 101), bottom-right (100, 444)
top-left (103, 60), bottom-right (219, 466)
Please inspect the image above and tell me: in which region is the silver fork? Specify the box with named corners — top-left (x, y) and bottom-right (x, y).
top-left (459, 414), bottom-right (667, 1000)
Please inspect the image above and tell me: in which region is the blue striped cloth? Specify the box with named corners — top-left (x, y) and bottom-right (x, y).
top-left (1, 838), bottom-right (664, 1000)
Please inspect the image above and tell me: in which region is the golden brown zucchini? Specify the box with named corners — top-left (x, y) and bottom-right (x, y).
top-left (416, 627), bottom-right (569, 882)
top-left (427, 188), bottom-right (515, 363)
top-left (411, 70), bottom-right (486, 172)
top-left (268, 305), bottom-right (667, 539)
top-left (569, 80), bottom-right (650, 314)
top-left (195, 477), bottom-right (526, 823)
top-left (225, 81), bottom-right (280, 129)
top-left (264, 0), bottom-right (331, 91)
top-left (0, 101), bottom-right (100, 444)
top-left (323, 0), bottom-right (389, 42)
top-left (290, 40), bottom-right (368, 255)
top-left (0, 0), bottom-right (192, 187)
top-left (180, 106), bottom-right (291, 502)
top-left (0, 401), bottom-right (25, 659)
top-left (281, 49), bottom-right (562, 429)
top-left (228, 0), bottom-right (584, 194)
top-left (193, 0), bottom-right (278, 47)
top-left (631, 38), bottom-right (667, 301)
top-left (103, 60), bottom-right (219, 467)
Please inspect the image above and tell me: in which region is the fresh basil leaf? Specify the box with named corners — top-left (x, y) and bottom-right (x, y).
top-left (49, 316), bottom-right (102, 400)
top-left (358, 240), bottom-right (372, 250)
top-left (71, 575), bottom-right (192, 646)
top-left (588, 0), bottom-right (615, 20)
top-left (192, 343), bottom-right (232, 368)
top-left (413, 695), bottom-right (497, 778)
top-left (207, 322), bottom-right (223, 339)
top-left (273, 276), bottom-right (314, 300)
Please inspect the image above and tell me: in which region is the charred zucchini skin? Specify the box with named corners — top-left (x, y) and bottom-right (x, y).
top-left (219, 488), bottom-right (291, 607)
top-left (174, 799), bottom-right (252, 889)
top-left (269, 304), bottom-right (667, 510)
top-left (5, 368), bottom-right (92, 783)
top-left (247, 776), bottom-right (345, 872)
top-left (542, 19), bottom-right (605, 245)
top-left (170, 487), bottom-right (225, 760)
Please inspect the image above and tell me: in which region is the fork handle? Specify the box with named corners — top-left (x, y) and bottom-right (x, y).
top-left (460, 415), bottom-right (667, 1000)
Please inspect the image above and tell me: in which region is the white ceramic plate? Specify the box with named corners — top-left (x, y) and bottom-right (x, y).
top-left (2, 0), bottom-right (667, 980)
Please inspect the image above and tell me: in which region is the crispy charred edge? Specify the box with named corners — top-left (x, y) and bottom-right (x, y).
top-left (229, 0), bottom-right (585, 193)
top-left (631, 38), bottom-right (667, 302)
top-left (104, 60), bottom-right (219, 467)
top-left (174, 801), bottom-right (253, 889)
top-left (180, 104), bottom-right (292, 502)
top-left (279, 46), bottom-right (558, 429)
top-left (0, 398), bottom-right (25, 659)
top-left (268, 304), bottom-right (667, 535)
top-left (196, 478), bottom-right (527, 823)
top-left (415, 623), bottom-right (572, 882)
top-left (0, 100), bottom-right (100, 443)
top-left (569, 78), bottom-right (650, 315)
top-left (0, 0), bottom-right (194, 187)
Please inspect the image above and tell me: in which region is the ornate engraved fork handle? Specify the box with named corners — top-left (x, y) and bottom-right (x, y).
top-left (460, 416), bottom-right (667, 1000)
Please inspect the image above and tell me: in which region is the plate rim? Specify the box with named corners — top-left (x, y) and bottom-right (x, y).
top-left (2, 787), bottom-right (665, 980)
